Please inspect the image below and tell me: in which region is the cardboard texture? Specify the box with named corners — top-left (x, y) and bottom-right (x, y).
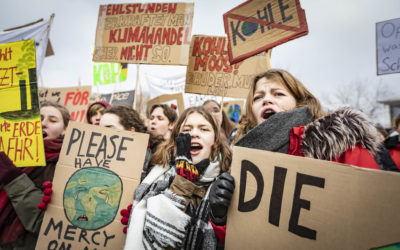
top-left (93, 2), bottom-right (194, 65)
top-left (185, 35), bottom-right (270, 98)
top-left (226, 146), bottom-right (400, 250)
top-left (36, 122), bottom-right (149, 250)
top-left (0, 39), bottom-right (45, 167)
top-left (147, 93), bottom-right (184, 115)
top-left (376, 18), bottom-right (400, 75)
top-left (223, 0), bottom-right (308, 64)
top-left (39, 86), bottom-right (92, 123)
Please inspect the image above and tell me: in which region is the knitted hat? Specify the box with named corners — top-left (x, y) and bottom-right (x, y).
top-left (86, 101), bottom-right (111, 124)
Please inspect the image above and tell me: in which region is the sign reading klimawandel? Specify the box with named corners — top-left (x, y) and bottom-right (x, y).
top-left (93, 2), bottom-right (194, 65)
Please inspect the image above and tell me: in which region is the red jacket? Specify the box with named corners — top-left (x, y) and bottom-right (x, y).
top-left (288, 126), bottom-right (380, 170)
top-left (387, 146), bottom-right (400, 168)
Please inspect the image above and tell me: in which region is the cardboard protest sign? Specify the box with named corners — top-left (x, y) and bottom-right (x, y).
top-left (376, 18), bottom-right (400, 75)
top-left (185, 35), bottom-right (270, 98)
top-left (93, 2), bottom-right (194, 65)
top-left (147, 93), bottom-right (184, 115)
top-left (226, 146), bottom-right (400, 249)
top-left (36, 122), bottom-right (149, 250)
top-left (93, 62), bottom-right (128, 86)
top-left (222, 100), bottom-right (244, 123)
top-left (223, 0), bottom-right (308, 64)
top-left (0, 39), bottom-right (45, 167)
top-left (98, 90), bottom-right (135, 106)
top-left (39, 86), bottom-right (92, 123)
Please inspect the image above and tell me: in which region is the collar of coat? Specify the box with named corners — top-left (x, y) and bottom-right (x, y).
top-left (302, 107), bottom-right (381, 160)
top-left (235, 106), bottom-right (381, 161)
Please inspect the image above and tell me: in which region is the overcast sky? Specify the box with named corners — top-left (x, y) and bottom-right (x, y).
top-left (1, 0), bottom-right (400, 109)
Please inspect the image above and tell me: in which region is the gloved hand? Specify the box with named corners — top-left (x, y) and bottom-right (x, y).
top-left (0, 152), bottom-right (22, 185)
top-left (175, 133), bottom-right (211, 182)
top-left (175, 133), bottom-right (192, 161)
top-left (120, 204), bottom-right (132, 234)
top-left (209, 172), bottom-right (235, 226)
top-left (37, 181), bottom-right (53, 211)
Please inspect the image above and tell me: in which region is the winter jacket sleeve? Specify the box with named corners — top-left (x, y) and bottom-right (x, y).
top-left (210, 218), bottom-right (226, 245)
top-left (4, 173), bottom-right (44, 233)
top-left (331, 145), bottom-right (380, 169)
top-left (289, 126), bottom-right (381, 170)
top-left (388, 148), bottom-right (400, 170)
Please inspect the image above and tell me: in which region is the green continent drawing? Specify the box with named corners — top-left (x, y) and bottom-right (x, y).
top-left (63, 167), bottom-right (122, 230)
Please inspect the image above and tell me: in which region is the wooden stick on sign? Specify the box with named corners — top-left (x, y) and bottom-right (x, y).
top-left (133, 64), bottom-right (140, 110)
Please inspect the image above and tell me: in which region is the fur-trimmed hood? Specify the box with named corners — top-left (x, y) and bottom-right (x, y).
top-left (302, 107), bottom-right (381, 160)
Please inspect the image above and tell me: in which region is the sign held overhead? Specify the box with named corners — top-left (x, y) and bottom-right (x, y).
top-left (376, 18), bottom-right (400, 75)
top-left (185, 35), bottom-right (270, 98)
top-left (223, 0), bottom-right (308, 64)
top-left (93, 2), bottom-right (194, 65)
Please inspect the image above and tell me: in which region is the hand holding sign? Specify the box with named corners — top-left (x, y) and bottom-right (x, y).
top-left (209, 172), bottom-right (235, 226)
top-left (120, 203), bottom-right (132, 234)
top-left (37, 181), bottom-right (53, 211)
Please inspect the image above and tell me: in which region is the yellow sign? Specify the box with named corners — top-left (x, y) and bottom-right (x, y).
top-left (0, 39), bottom-right (45, 167)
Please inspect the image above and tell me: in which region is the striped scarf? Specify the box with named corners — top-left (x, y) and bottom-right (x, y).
top-left (124, 160), bottom-right (220, 250)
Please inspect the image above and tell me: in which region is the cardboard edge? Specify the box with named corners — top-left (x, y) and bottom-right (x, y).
top-left (224, 0), bottom-right (309, 64)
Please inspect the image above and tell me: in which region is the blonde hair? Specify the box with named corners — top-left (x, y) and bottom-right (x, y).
top-left (151, 106), bottom-right (232, 172)
top-left (231, 69), bottom-right (324, 144)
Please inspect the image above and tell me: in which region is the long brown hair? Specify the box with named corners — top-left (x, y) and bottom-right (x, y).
top-left (231, 69), bottom-right (324, 144)
top-left (151, 106), bottom-right (232, 172)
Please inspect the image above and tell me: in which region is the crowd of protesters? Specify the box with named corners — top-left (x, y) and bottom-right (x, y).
top-left (0, 68), bottom-right (399, 249)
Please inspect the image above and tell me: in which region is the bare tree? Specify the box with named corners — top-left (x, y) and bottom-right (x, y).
top-left (320, 79), bottom-right (389, 122)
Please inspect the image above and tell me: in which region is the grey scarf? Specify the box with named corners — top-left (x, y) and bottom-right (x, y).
top-left (235, 106), bottom-right (312, 153)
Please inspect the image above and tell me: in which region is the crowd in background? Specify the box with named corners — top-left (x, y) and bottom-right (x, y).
top-left (1, 68), bottom-right (400, 249)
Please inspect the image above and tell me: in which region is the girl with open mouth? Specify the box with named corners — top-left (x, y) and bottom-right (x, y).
top-left (124, 107), bottom-right (233, 249)
top-left (219, 69), bottom-right (386, 247)
top-left (0, 101), bottom-right (70, 249)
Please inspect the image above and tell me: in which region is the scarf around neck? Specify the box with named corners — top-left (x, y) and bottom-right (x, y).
top-left (235, 106), bottom-right (313, 153)
top-left (44, 136), bottom-right (63, 163)
top-left (125, 159), bottom-right (221, 249)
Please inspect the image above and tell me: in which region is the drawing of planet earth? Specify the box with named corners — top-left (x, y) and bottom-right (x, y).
top-left (63, 167), bottom-right (122, 230)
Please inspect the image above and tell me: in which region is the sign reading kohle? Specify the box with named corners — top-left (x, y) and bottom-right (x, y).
top-left (223, 0), bottom-right (308, 64)
top-left (225, 147), bottom-right (400, 249)
top-left (39, 86), bottom-right (92, 123)
top-left (93, 2), bottom-right (194, 65)
top-left (376, 17), bottom-right (400, 75)
top-left (185, 35), bottom-right (270, 98)
top-left (36, 122), bottom-right (149, 250)
top-left (0, 39), bottom-right (45, 167)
